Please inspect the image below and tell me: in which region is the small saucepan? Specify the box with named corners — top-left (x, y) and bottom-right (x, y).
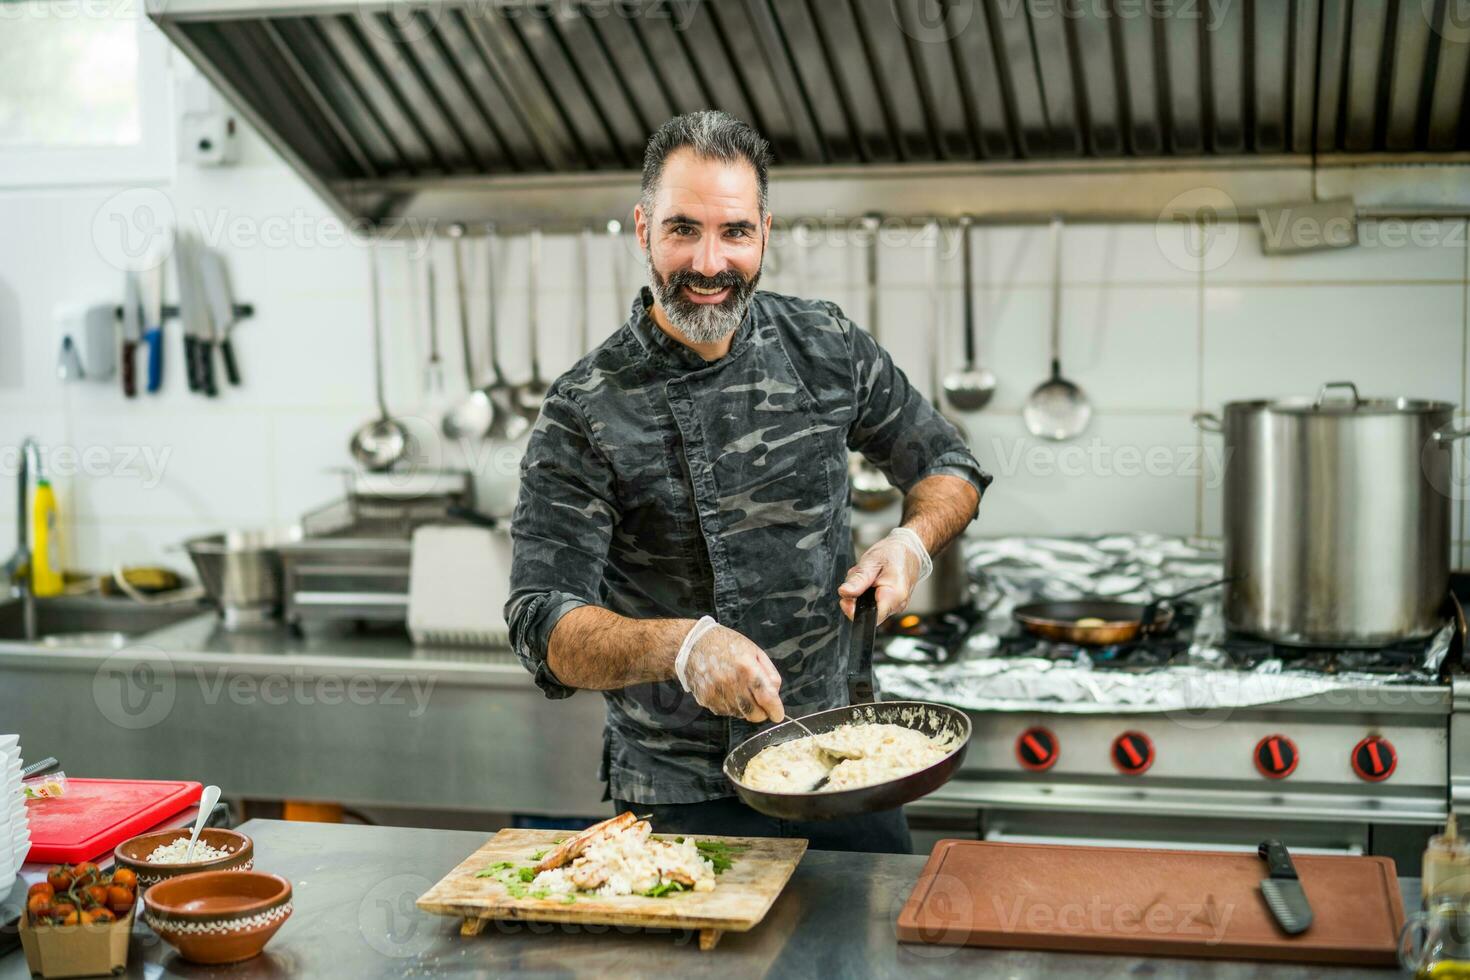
top-left (1012, 577), bottom-right (1232, 646)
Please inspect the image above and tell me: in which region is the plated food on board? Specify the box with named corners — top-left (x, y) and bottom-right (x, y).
top-left (474, 812), bottom-right (745, 902)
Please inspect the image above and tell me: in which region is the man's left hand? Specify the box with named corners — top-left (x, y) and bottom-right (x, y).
top-left (838, 529), bottom-right (930, 623)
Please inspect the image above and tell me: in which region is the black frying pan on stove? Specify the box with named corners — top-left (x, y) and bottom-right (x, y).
top-left (1013, 577), bottom-right (1231, 646)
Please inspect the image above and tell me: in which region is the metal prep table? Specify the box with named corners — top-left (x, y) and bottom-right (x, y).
top-left (0, 819), bottom-right (1415, 979)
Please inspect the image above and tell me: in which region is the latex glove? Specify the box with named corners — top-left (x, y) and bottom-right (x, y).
top-left (675, 618), bottom-right (785, 723)
top-left (838, 527), bottom-right (932, 623)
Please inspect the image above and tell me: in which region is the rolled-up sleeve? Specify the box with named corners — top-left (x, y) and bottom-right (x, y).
top-left (834, 302), bottom-right (992, 499)
top-left (505, 388), bottom-right (619, 699)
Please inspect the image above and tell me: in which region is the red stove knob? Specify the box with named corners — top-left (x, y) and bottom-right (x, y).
top-left (1111, 731), bottom-right (1154, 775)
top-left (1015, 727), bottom-right (1059, 772)
top-left (1254, 734), bottom-right (1299, 779)
top-left (1351, 735), bottom-right (1397, 783)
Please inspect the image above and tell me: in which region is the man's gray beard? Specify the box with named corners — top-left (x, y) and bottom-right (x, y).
top-left (647, 255), bottom-right (758, 345)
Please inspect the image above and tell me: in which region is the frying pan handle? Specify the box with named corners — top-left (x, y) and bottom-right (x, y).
top-left (1191, 411), bottom-right (1223, 434)
top-left (847, 587), bottom-right (878, 706)
top-left (1141, 576), bottom-right (1235, 628)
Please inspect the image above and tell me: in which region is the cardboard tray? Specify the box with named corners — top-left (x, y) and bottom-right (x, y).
top-left (896, 840), bottom-right (1404, 966)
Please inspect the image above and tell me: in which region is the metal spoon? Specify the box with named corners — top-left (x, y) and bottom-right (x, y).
top-left (442, 224), bottom-right (495, 441)
top-left (1023, 216), bottom-right (1092, 441)
top-left (926, 220), bottom-right (970, 445)
top-left (350, 242), bottom-right (410, 471)
top-left (944, 215), bottom-right (996, 412)
top-left (850, 214), bottom-right (901, 512)
top-left (183, 784), bottom-right (222, 862)
top-left (483, 227), bottom-right (529, 441)
top-left (417, 245), bottom-right (446, 407)
top-left (513, 227), bottom-right (549, 424)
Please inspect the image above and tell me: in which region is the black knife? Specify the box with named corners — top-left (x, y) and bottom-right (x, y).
top-left (1258, 839), bottom-right (1313, 934)
top-left (847, 587), bottom-right (878, 705)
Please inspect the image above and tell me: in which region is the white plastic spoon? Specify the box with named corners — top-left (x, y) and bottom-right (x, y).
top-left (183, 784), bottom-right (222, 862)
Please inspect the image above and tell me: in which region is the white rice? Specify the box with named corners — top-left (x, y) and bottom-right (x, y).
top-left (145, 839), bottom-right (233, 864)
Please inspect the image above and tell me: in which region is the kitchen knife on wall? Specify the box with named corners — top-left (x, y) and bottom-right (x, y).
top-left (177, 232), bottom-right (217, 395)
top-left (1258, 840), bottom-right (1313, 935)
top-left (175, 233), bottom-right (202, 393)
top-left (121, 272), bottom-right (143, 398)
top-left (199, 246), bottom-right (241, 386)
top-left (140, 255), bottom-right (165, 393)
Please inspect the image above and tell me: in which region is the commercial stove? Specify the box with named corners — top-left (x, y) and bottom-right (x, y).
top-left (877, 535), bottom-right (1465, 863)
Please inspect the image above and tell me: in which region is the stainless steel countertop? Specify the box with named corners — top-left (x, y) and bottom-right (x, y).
top-left (1, 820), bottom-right (1409, 978)
top-left (0, 612), bottom-right (529, 686)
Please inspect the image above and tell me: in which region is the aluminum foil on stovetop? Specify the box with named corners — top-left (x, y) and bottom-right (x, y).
top-left (875, 533), bottom-right (1451, 714)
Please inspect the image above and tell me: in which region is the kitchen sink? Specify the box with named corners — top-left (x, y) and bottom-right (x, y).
top-left (0, 595), bottom-right (205, 645)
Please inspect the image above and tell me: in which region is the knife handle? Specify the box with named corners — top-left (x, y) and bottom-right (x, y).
top-left (183, 335), bottom-right (202, 392)
top-left (200, 340), bottom-right (218, 397)
top-left (144, 327), bottom-right (163, 393)
top-left (1259, 839), bottom-right (1300, 879)
top-left (220, 338), bottom-right (241, 386)
top-left (121, 339), bottom-right (137, 398)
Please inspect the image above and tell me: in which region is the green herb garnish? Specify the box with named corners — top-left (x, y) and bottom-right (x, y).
top-left (475, 861), bottom-right (514, 877)
top-left (695, 840), bottom-right (749, 874)
top-left (517, 867), bottom-right (537, 883)
top-left (641, 880), bottom-right (688, 898)
top-left (530, 850), bottom-right (547, 861)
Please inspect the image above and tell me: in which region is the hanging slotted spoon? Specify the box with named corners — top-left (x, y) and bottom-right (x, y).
top-left (944, 215), bottom-right (996, 412)
top-left (349, 241), bottom-right (410, 471)
top-left (483, 226), bottom-right (529, 441)
top-left (926, 220), bottom-right (970, 445)
top-left (850, 214), bottom-right (901, 512)
top-left (442, 223), bottom-right (495, 440)
top-left (513, 227), bottom-right (550, 424)
top-left (1022, 216), bottom-right (1091, 441)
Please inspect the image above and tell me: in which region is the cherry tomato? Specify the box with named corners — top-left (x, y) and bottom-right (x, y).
top-left (82, 907), bottom-right (116, 925)
top-left (26, 894), bottom-right (53, 921)
top-left (46, 866), bottom-right (73, 891)
top-left (27, 882), bottom-right (54, 900)
top-left (83, 884), bottom-right (108, 907)
top-left (70, 863), bottom-right (100, 886)
top-left (53, 903), bottom-right (79, 926)
top-left (110, 868), bottom-right (137, 889)
top-left (106, 886), bottom-right (134, 916)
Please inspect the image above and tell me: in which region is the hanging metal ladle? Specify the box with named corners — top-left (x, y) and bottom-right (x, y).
top-left (1022, 216), bottom-right (1092, 441)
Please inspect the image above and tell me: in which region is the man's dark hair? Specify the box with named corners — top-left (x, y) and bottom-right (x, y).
top-left (640, 110), bottom-right (773, 218)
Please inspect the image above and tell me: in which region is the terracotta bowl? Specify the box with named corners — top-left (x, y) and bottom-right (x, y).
top-left (114, 828), bottom-right (253, 892)
top-left (142, 870), bottom-right (292, 965)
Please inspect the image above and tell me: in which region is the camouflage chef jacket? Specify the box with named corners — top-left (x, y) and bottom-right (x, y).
top-left (506, 287), bottom-right (990, 804)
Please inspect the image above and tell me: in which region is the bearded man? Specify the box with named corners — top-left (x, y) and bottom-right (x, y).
top-left (507, 110), bottom-right (988, 852)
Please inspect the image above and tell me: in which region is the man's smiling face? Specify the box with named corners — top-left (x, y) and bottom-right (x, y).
top-left (635, 147), bottom-right (772, 346)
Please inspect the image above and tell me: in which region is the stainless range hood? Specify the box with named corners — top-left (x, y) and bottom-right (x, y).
top-left (150, 0), bottom-right (1470, 226)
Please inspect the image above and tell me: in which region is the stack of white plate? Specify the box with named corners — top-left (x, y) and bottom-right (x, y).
top-left (0, 735), bottom-right (29, 880)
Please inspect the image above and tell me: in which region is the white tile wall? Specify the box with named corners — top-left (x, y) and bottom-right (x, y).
top-left (2, 112), bottom-right (1468, 572)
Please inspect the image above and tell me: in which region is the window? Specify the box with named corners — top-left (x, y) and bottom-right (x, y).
top-left (0, 1), bottom-right (173, 186)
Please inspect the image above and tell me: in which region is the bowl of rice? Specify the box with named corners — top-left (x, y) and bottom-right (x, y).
top-left (114, 828), bottom-right (253, 891)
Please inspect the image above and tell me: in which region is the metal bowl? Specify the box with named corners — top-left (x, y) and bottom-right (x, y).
top-left (723, 700), bottom-right (971, 822)
top-left (183, 529), bottom-right (301, 629)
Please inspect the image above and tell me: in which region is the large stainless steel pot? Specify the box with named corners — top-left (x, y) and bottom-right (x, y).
top-left (1196, 381), bottom-right (1470, 646)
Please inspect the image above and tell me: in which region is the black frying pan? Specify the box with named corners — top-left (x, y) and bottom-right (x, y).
top-left (723, 700), bottom-right (972, 821)
top-left (1013, 576), bottom-right (1231, 646)
top-left (722, 588), bottom-right (972, 821)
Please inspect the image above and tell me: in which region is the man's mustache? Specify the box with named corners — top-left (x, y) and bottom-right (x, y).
top-left (663, 268), bottom-right (750, 292)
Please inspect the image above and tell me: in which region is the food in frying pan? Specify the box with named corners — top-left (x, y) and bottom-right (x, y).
top-left (1073, 617), bottom-right (1108, 627)
top-left (741, 723), bottom-right (958, 794)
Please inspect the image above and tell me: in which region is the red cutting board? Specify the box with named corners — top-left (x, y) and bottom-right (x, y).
top-left (896, 840), bottom-right (1405, 966)
top-left (24, 778), bottom-right (202, 864)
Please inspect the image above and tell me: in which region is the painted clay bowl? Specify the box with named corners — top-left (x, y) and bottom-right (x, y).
top-left (114, 828), bottom-right (253, 891)
top-left (142, 869), bottom-right (292, 964)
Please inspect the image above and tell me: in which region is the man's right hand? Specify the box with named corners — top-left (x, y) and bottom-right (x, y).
top-left (681, 624), bottom-right (785, 723)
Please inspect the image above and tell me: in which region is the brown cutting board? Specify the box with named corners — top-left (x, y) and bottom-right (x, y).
top-left (417, 828), bottom-right (806, 950)
top-left (896, 840), bottom-right (1404, 965)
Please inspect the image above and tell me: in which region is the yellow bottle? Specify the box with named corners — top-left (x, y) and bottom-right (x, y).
top-left (30, 477), bottom-right (64, 597)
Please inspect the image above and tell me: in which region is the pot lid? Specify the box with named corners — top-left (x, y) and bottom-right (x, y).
top-left (1227, 382), bottom-right (1455, 416)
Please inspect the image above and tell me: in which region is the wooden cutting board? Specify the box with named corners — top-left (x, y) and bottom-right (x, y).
top-left (417, 828), bottom-right (806, 950)
top-left (896, 840), bottom-right (1404, 966)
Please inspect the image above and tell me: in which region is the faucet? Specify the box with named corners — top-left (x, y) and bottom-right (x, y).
top-left (4, 438), bottom-right (39, 641)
